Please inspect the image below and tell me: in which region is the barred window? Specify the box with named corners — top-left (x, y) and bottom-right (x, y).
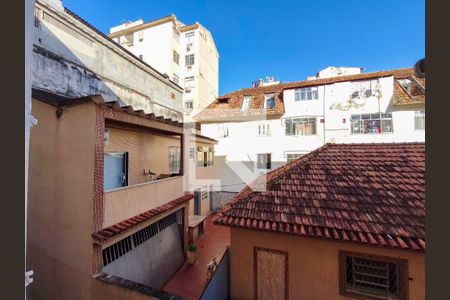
top-left (351, 113), bottom-right (393, 134)
top-left (285, 117), bottom-right (316, 136)
top-left (295, 87), bottom-right (318, 101)
top-left (414, 111), bottom-right (425, 131)
top-left (341, 252), bottom-right (408, 300)
top-left (168, 146), bottom-right (181, 174)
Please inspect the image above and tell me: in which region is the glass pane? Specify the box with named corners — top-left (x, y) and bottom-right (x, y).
top-left (363, 119), bottom-right (381, 133)
top-left (381, 119), bottom-right (393, 133)
top-left (351, 120), bottom-right (361, 133)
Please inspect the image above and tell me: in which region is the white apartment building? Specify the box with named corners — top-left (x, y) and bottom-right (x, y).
top-left (109, 15), bottom-right (220, 119)
top-left (197, 67), bottom-right (425, 193)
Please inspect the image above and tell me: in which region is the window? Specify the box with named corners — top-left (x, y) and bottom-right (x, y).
top-left (264, 93), bottom-right (276, 109)
top-left (185, 31), bottom-right (195, 44)
top-left (173, 74), bottom-right (179, 85)
top-left (257, 154), bottom-right (271, 169)
top-left (173, 50), bottom-right (180, 65)
top-left (286, 153), bottom-right (302, 162)
top-left (168, 146), bottom-right (181, 174)
top-left (104, 152), bottom-right (128, 191)
top-left (340, 251), bottom-right (408, 300)
top-left (285, 117), bottom-right (317, 136)
top-left (257, 123), bottom-right (271, 137)
top-left (184, 100), bottom-right (193, 112)
top-left (138, 54), bottom-right (143, 60)
top-left (189, 147), bottom-right (195, 162)
top-left (197, 147), bottom-right (214, 167)
top-left (185, 54), bottom-right (195, 66)
top-left (351, 113), bottom-right (393, 134)
top-left (217, 126), bottom-right (229, 138)
top-left (414, 111), bottom-right (425, 130)
top-left (185, 76), bottom-right (195, 90)
top-left (120, 34), bottom-right (133, 46)
top-left (242, 96), bottom-right (252, 111)
top-left (295, 87), bottom-right (319, 101)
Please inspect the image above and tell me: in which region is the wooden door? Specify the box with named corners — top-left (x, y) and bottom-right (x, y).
top-left (254, 247), bottom-right (288, 300)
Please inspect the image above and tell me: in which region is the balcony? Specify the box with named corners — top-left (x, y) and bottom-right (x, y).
top-left (103, 176), bottom-right (184, 228)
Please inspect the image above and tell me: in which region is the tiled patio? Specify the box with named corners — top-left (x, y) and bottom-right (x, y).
top-left (162, 214), bottom-right (230, 300)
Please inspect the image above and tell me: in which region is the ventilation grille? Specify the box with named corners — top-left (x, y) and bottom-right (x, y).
top-left (102, 213), bottom-right (178, 266)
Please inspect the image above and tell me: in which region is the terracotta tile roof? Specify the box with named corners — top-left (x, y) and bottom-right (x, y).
top-left (393, 77), bottom-right (426, 105)
top-left (214, 143), bottom-right (425, 252)
top-left (92, 194), bottom-right (194, 243)
top-left (196, 68), bottom-right (420, 121)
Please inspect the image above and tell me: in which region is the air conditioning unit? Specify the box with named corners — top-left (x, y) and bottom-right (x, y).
top-left (351, 91), bottom-right (360, 98)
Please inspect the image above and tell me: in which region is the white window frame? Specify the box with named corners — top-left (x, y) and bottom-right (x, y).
top-left (185, 54), bottom-right (195, 66)
top-left (173, 74), bottom-right (179, 85)
top-left (217, 126), bottom-right (229, 138)
top-left (286, 153), bottom-right (302, 162)
top-left (185, 31), bottom-right (195, 44)
top-left (350, 113), bottom-right (393, 134)
top-left (257, 153), bottom-right (272, 169)
top-left (414, 111), bottom-right (425, 131)
top-left (242, 96), bottom-right (252, 111)
top-left (264, 93), bottom-right (276, 109)
top-left (184, 76), bottom-right (195, 90)
top-left (257, 122), bottom-right (271, 137)
top-left (184, 100), bottom-right (193, 111)
top-left (284, 117), bottom-right (317, 136)
top-left (295, 87), bottom-right (319, 101)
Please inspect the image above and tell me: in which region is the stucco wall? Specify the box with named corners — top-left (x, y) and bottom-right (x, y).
top-left (103, 176), bottom-right (184, 227)
top-left (27, 99), bottom-right (97, 299)
top-left (102, 220), bottom-right (185, 289)
top-left (33, 1), bottom-right (183, 120)
top-left (104, 127), bottom-right (180, 186)
top-left (229, 228), bottom-right (425, 300)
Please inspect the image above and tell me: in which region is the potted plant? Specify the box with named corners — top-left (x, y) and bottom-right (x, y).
top-left (187, 243), bottom-right (198, 264)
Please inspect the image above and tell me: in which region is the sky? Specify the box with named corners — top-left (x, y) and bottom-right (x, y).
top-left (63, 0), bottom-right (425, 96)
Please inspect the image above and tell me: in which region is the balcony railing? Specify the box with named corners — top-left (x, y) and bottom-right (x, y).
top-left (103, 176), bottom-right (184, 228)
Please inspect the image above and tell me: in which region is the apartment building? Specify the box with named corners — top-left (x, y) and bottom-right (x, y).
top-left (196, 67), bottom-right (425, 194)
top-left (27, 1), bottom-right (216, 299)
top-left (109, 15), bottom-right (220, 119)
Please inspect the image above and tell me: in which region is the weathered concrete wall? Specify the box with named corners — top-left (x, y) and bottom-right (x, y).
top-left (102, 222), bottom-right (185, 289)
top-left (230, 228), bottom-right (425, 300)
top-left (33, 0), bottom-right (183, 121)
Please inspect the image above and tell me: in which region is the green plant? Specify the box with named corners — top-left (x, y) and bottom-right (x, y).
top-left (188, 243), bottom-right (197, 252)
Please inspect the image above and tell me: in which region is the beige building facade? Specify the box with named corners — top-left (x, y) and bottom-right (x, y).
top-left (230, 228), bottom-right (425, 300)
top-left (109, 15), bottom-right (220, 119)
